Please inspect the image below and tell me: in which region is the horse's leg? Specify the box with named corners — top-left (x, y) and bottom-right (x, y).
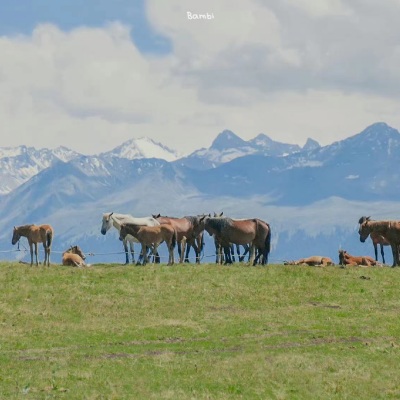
top-left (43, 244), bottom-right (48, 266)
top-left (249, 244), bottom-right (256, 266)
top-left (374, 243), bottom-right (378, 261)
top-left (123, 239), bottom-right (129, 265)
top-left (381, 245), bottom-right (385, 264)
top-left (142, 244), bottom-right (149, 265)
top-left (390, 244), bottom-right (397, 267)
top-left (129, 241), bottom-right (135, 263)
top-left (184, 243), bottom-right (191, 263)
top-left (29, 243), bottom-right (33, 266)
top-left (34, 243), bottom-right (39, 266)
top-left (230, 244), bottom-right (235, 263)
top-left (223, 245), bottom-right (231, 265)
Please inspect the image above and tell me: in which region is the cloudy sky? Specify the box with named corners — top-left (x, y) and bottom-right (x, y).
top-left (1, 0), bottom-right (400, 155)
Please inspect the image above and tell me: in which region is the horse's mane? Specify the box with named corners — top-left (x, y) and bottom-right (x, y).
top-left (207, 217), bottom-right (233, 232)
top-left (16, 224), bottom-right (35, 230)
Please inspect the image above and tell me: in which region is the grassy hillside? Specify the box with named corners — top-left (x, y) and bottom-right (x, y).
top-left (1, 262), bottom-right (400, 399)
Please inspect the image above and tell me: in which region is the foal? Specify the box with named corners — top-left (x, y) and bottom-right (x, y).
top-left (119, 223), bottom-right (176, 265)
top-left (62, 245), bottom-right (87, 267)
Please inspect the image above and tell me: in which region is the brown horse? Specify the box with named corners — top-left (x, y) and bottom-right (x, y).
top-left (199, 216), bottom-right (271, 265)
top-left (358, 217), bottom-right (400, 267)
top-left (359, 216), bottom-right (390, 264)
top-left (338, 250), bottom-right (377, 267)
top-left (284, 256), bottom-right (334, 266)
top-left (119, 223), bottom-right (176, 265)
top-left (62, 245), bottom-right (87, 267)
top-left (12, 224), bottom-right (54, 266)
top-left (152, 214), bottom-right (205, 264)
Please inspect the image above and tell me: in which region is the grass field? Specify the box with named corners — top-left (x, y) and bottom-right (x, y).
top-left (1, 261), bottom-right (400, 399)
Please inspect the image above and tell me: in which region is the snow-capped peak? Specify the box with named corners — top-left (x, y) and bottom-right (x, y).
top-left (103, 137), bottom-right (180, 161)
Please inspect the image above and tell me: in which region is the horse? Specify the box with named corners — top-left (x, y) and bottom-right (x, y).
top-left (119, 223), bottom-right (176, 266)
top-left (211, 213), bottom-right (251, 264)
top-left (11, 224), bottom-right (54, 266)
top-left (101, 212), bottom-right (160, 264)
top-left (284, 256), bottom-right (334, 266)
top-left (152, 214), bottom-right (205, 264)
top-left (199, 216), bottom-right (271, 265)
top-left (338, 250), bottom-right (377, 267)
top-left (62, 245), bottom-right (87, 267)
top-left (358, 216), bottom-right (390, 264)
top-left (358, 216), bottom-right (400, 267)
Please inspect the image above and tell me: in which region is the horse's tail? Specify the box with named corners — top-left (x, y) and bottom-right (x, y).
top-left (261, 221), bottom-right (271, 265)
top-left (46, 229), bottom-right (53, 248)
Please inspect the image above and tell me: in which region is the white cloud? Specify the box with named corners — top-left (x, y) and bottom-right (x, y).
top-left (0, 1), bottom-right (400, 155)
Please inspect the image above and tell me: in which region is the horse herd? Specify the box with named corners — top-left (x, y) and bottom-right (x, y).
top-left (9, 214), bottom-right (400, 268)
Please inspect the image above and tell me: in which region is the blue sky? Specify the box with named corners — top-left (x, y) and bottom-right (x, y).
top-left (0, 0), bottom-right (170, 54)
top-left (0, 0), bottom-right (399, 155)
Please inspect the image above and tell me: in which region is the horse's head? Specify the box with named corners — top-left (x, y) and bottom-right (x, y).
top-left (119, 224), bottom-right (128, 241)
top-left (358, 216), bottom-right (371, 225)
top-left (358, 218), bottom-right (371, 243)
top-left (68, 245), bottom-right (86, 260)
top-left (11, 226), bottom-right (20, 245)
top-left (338, 249), bottom-right (347, 265)
top-left (191, 215), bottom-right (207, 238)
top-left (101, 212), bottom-right (114, 235)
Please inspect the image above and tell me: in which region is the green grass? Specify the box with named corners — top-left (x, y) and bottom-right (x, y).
top-left (1, 262), bottom-right (400, 399)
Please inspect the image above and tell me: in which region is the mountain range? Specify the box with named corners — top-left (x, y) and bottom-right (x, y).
top-left (0, 122), bottom-right (399, 264)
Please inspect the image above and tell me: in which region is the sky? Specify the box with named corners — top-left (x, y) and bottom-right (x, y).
top-left (1, 0), bottom-right (400, 155)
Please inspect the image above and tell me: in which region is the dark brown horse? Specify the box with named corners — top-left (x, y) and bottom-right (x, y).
top-left (152, 214), bottom-right (205, 264)
top-left (359, 216), bottom-right (390, 264)
top-left (358, 217), bottom-right (400, 267)
top-left (200, 216), bottom-right (271, 265)
top-left (12, 224), bottom-right (54, 266)
top-left (119, 223), bottom-right (176, 265)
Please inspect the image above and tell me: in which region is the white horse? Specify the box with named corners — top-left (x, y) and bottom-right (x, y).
top-left (100, 212), bottom-right (160, 264)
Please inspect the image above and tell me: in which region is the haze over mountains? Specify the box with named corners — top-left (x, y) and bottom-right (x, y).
top-left (0, 122), bottom-right (398, 264)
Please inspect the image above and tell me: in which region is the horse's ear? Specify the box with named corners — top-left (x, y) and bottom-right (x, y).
top-left (200, 215), bottom-right (206, 222)
top-left (220, 212), bottom-right (223, 216)
top-left (109, 212), bottom-right (114, 217)
top-left (366, 216), bottom-right (371, 221)
top-left (157, 214), bottom-right (160, 218)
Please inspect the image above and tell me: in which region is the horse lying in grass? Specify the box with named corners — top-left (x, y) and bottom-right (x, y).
top-left (119, 223), bottom-right (177, 266)
top-left (284, 256), bottom-right (334, 266)
top-left (11, 224), bottom-right (54, 266)
top-left (338, 250), bottom-right (377, 267)
top-left (62, 245), bottom-right (88, 267)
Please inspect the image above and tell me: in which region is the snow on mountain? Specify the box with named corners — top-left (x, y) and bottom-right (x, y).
top-left (177, 130), bottom-right (307, 170)
top-left (102, 137), bottom-right (180, 162)
top-left (0, 145), bottom-right (82, 195)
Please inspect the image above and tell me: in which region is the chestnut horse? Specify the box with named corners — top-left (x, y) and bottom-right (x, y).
top-left (359, 216), bottom-right (390, 264)
top-left (358, 216), bottom-right (400, 267)
top-left (62, 245), bottom-right (87, 267)
top-left (199, 216), bottom-right (271, 265)
top-left (152, 214), bottom-right (205, 264)
top-left (284, 256), bottom-right (334, 266)
top-left (11, 224), bottom-right (54, 266)
top-left (119, 223), bottom-right (176, 266)
top-left (338, 250), bottom-right (376, 267)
